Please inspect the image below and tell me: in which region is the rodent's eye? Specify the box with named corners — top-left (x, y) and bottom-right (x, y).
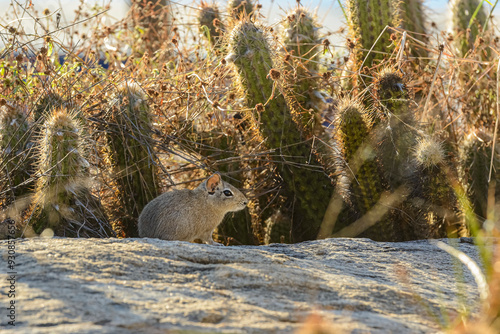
top-left (223, 190), bottom-right (233, 197)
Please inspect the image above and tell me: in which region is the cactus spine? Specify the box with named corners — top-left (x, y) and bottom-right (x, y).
top-left (333, 98), bottom-right (393, 240)
top-left (449, 0), bottom-right (489, 57)
top-left (0, 104), bottom-right (32, 202)
top-left (346, 0), bottom-right (400, 79)
top-left (374, 69), bottom-right (417, 189)
top-left (104, 82), bottom-right (160, 237)
top-left (30, 108), bottom-right (113, 237)
top-left (227, 20), bottom-right (334, 241)
top-left (228, 0), bottom-right (253, 21)
top-left (412, 137), bottom-right (467, 238)
top-left (199, 1), bottom-right (225, 47)
top-left (398, 0), bottom-right (428, 58)
top-left (461, 131), bottom-right (500, 223)
top-left (281, 7), bottom-right (323, 134)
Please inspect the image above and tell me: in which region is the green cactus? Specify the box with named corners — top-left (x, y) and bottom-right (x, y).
top-left (461, 131), bottom-right (500, 223)
top-left (30, 108), bottom-right (113, 237)
top-left (227, 20), bottom-right (335, 242)
top-left (135, 0), bottom-right (172, 56)
top-left (227, 0), bottom-right (253, 21)
top-left (449, 0), bottom-right (489, 57)
top-left (333, 98), bottom-right (393, 241)
top-left (410, 136), bottom-right (467, 238)
top-left (398, 0), bottom-right (428, 59)
top-left (0, 104), bottom-right (33, 202)
top-left (374, 69), bottom-right (418, 189)
top-left (34, 92), bottom-right (64, 123)
top-left (199, 1), bottom-right (225, 47)
top-left (281, 6), bottom-right (323, 135)
top-left (346, 0), bottom-right (400, 84)
top-left (104, 82), bottom-right (160, 237)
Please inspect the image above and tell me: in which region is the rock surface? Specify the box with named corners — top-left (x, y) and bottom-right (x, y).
top-left (0, 237), bottom-right (487, 333)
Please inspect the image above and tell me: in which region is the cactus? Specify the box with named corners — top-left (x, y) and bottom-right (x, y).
top-left (461, 131), bottom-right (500, 223)
top-left (34, 92), bottom-right (64, 123)
top-left (281, 6), bottom-right (323, 135)
top-left (398, 0), bottom-right (428, 59)
top-left (104, 82), bottom-right (160, 237)
top-left (29, 107), bottom-right (113, 237)
top-left (449, 0), bottom-right (489, 57)
top-left (346, 0), bottom-right (400, 83)
top-left (0, 104), bottom-right (33, 203)
top-left (134, 0), bottom-right (172, 55)
top-left (227, 20), bottom-right (335, 242)
top-left (410, 136), bottom-right (467, 238)
top-left (374, 69), bottom-right (418, 189)
top-left (198, 1), bottom-right (225, 47)
top-left (333, 98), bottom-right (393, 240)
top-left (227, 0), bottom-right (253, 21)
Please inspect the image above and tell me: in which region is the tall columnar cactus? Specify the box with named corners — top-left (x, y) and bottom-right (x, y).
top-left (450, 0), bottom-right (496, 129)
top-left (104, 82), bottom-right (160, 237)
top-left (198, 1), bottom-right (225, 47)
top-left (135, 0), bottom-right (172, 55)
top-left (281, 6), bottom-right (323, 134)
top-left (449, 0), bottom-right (489, 57)
top-left (374, 69), bottom-right (418, 189)
top-left (34, 92), bottom-right (63, 123)
top-left (461, 131), bottom-right (499, 223)
top-left (333, 98), bottom-right (393, 240)
top-left (30, 108), bottom-right (113, 237)
top-left (398, 0), bottom-right (428, 59)
top-left (227, 0), bottom-right (253, 21)
top-left (0, 104), bottom-right (32, 202)
top-left (411, 137), bottom-right (467, 238)
top-left (346, 0), bottom-right (400, 81)
top-left (227, 20), bottom-right (335, 241)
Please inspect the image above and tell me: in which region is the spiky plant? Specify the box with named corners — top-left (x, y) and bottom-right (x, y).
top-left (227, 0), bottom-right (253, 21)
top-left (398, 0), bottom-right (428, 59)
top-left (29, 107), bottom-right (113, 237)
top-left (227, 20), bottom-right (335, 242)
top-left (198, 1), bottom-right (225, 47)
top-left (0, 104), bottom-right (33, 203)
top-left (34, 92), bottom-right (64, 123)
top-left (374, 69), bottom-right (418, 189)
top-left (104, 82), bottom-right (160, 237)
top-left (134, 0), bottom-right (172, 56)
top-left (461, 131), bottom-right (500, 223)
top-left (281, 6), bottom-right (323, 135)
top-left (411, 136), bottom-right (467, 238)
top-left (346, 0), bottom-right (400, 86)
top-left (449, 0), bottom-right (489, 57)
top-left (333, 98), bottom-right (393, 241)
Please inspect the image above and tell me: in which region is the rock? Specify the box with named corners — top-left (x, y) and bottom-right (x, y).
top-left (0, 237), bottom-right (488, 333)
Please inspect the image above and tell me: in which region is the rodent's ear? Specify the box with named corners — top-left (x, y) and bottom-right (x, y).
top-left (206, 173), bottom-right (222, 194)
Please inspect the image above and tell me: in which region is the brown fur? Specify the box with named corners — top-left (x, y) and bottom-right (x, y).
top-left (138, 174), bottom-right (247, 245)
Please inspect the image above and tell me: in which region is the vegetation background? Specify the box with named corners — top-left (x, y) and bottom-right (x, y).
top-left (0, 0), bottom-right (499, 330)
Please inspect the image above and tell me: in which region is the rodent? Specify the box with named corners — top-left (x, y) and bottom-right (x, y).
top-left (138, 173), bottom-right (248, 245)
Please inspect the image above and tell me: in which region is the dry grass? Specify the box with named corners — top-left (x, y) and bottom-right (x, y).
top-left (0, 0), bottom-right (499, 330)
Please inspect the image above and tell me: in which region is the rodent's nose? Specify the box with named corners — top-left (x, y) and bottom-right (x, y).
top-left (243, 201), bottom-right (248, 206)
